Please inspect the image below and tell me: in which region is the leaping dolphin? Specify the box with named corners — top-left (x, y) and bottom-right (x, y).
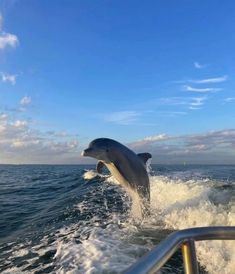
top-left (81, 138), bottom-right (151, 215)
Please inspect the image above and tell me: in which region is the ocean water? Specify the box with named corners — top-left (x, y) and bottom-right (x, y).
top-left (0, 164), bottom-right (235, 274)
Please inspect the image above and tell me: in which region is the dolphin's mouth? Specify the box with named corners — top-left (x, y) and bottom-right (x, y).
top-left (81, 148), bottom-right (93, 157)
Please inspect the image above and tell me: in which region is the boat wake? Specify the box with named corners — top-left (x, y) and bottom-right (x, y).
top-left (1, 166), bottom-right (235, 274)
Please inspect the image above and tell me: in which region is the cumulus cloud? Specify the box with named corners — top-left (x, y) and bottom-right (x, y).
top-left (0, 32), bottom-right (18, 49)
top-left (0, 113), bottom-right (7, 120)
top-left (130, 134), bottom-right (169, 149)
top-left (104, 111), bottom-right (141, 125)
top-left (0, 114), bottom-right (80, 164)
top-left (128, 129), bottom-right (235, 164)
top-left (188, 129), bottom-right (235, 143)
top-left (1, 72), bottom-right (17, 85)
top-left (142, 134), bottom-right (168, 142)
top-left (13, 120), bottom-right (27, 128)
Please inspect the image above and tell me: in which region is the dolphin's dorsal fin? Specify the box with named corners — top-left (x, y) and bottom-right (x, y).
top-left (137, 153), bottom-right (152, 164)
top-left (96, 161), bottom-right (105, 174)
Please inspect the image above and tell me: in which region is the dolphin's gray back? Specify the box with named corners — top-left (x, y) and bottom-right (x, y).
top-left (105, 143), bottom-right (150, 201)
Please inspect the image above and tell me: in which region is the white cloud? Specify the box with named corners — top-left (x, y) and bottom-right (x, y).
top-left (189, 106), bottom-right (201, 110)
top-left (0, 32), bottom-right (18, 49)
top-left (158, 111), bottom-right (187, 117)
top-left (128, 129), bottom-right (235, 164)
top-left (13, 120), bottom-right (27, 128)
top-left (1, 72), bottom-right (17, 85)
top-left (0, 113), bottom-right (7, 120)
top-left (194, 62), bottom-right (207, 69)
top-left (104, 111), bottom-right (141, 125)
top-left (176, 76), bottom-right (227, 85)
top-left (20, 96), bottom-right (31, 106)
top-left (159, 97), bottom-right (187, 106)
top-left (47, 130), bottom-right (68, 137)
top-left (188, 97), bottom-right (206, 110)
top-left (191, 97), bottom-right (205, 106)
top-left (185, 129), bottom-right (235, 150)
top-left (0, 114), bottom-right (80, 164)
top-left (142, 134), bottom-right (168, 142)
top-left (49, 140), bottom-right (79, 152)
top-left (183, 85), bottom-right (222, 93)
top-left (129, 133), bottom-right (169, 149)
top-left (0, 14), bottom-right (19, 50)
top-left (158, 96), bottom-right (207, 110)
top-left (224, 97), bottom-right (235, 102)
top-left (191, 75), bottom-right (227, 84)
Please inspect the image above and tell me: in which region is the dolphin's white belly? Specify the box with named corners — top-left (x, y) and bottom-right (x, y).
top-left (105, 162), bottom-right (143, 217)
top-left (106, 163), bottom-right (130, 189)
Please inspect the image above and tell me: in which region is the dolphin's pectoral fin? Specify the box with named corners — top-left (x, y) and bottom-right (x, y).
top-left (96, 161), bottom-right (105, 174)
top-left (137, 153), bottom-right (152, 165)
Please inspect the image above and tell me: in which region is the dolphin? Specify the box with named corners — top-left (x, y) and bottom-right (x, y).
top-left (81, 138), bottom-right (152, 215)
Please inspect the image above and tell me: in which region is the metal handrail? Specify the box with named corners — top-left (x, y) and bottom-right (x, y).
top-left (124, 226), bottom-right (235, 274)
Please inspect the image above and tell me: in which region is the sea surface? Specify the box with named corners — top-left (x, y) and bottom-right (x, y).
top-left (0, 164), bottom-right (235, 274)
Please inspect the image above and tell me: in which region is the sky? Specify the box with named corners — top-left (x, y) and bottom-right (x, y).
top-left (0, 0), bottom-right (235, 164)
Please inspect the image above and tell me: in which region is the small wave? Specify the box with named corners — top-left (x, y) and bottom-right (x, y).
top-left (1, 166), bottom-right (235, 274)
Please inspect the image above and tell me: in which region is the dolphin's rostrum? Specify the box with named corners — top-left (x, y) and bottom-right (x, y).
top-left (81, 138), bottom-right (151, 215)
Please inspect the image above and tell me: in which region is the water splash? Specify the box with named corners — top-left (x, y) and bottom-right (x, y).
top-left (1, 166), bottom-right (235, 274)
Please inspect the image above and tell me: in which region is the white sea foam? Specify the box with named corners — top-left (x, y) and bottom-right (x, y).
top-left (51, 173), bottom-right (235, 274)
top-left (11, 247), bottom-right (29, 257)
top-left (148, 175), bottom-right (235, 274)
top-left (54, 220), bottom-right (150, 274)
top-left (2, 171), bottom-right (235, 274)
top-left (82, 169), bottom-right (98, 180)
top-left (63, 172), bottom-right (235, 273)
top-left (83, 169), bottom-right (111, 181)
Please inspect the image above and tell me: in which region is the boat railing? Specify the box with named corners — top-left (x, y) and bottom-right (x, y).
top-left (124, 226), bottom-right (235, 274)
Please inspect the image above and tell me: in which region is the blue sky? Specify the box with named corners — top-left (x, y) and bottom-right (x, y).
top-left (0, 0), bottom-right (235, 164)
